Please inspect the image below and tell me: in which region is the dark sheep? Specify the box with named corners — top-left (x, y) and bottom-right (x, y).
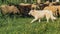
top-left (52, 2), bottom-right (60, 6)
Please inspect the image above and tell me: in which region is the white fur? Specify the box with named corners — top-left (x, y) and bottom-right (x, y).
top-left (28, 10), bottom-right (56, 23)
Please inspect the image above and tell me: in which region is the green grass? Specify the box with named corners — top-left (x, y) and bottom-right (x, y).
top-left (0, 16), bottom-right (60, 34)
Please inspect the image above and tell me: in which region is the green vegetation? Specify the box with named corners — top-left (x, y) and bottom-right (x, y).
top-left (0, 0), bottom-right (37, 5)
top-left (0, 15), bottom-right (60, 34)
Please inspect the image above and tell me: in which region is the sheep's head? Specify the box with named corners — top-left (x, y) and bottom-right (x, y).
top-left (0, 5), bottom-right (8, 9)
top-left (0, 5), bottom-right (6, 8)
top-left (0, 5), bottom-right (6, 11)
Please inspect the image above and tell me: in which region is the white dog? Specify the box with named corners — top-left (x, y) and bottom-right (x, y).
top-left (28, 10), bottom-right (56, 23)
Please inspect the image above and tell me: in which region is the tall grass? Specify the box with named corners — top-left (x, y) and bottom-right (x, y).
top-left (0, 14), bottom-right (60, 34)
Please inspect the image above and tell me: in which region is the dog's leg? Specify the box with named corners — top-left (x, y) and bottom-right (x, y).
top-left (39, 19), bottom-right (41, 23)
top-left (47, 18), bottom-right (49, 22)
top-left (51, 17), bottom-right (54, 22)
top-left (31, 18), bottom-right (38, 23)
top-left (51, 16), bottom-right (56, 22)
top-left (46, 16), bottom-right (49, 23)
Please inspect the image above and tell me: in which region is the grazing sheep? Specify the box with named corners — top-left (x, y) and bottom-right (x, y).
top-left (28, 10), bottom-right (56, 23)
top-left (44, 6), bottom-right (57, 16)
top-left (0, 5), bottom-right (9, 15)
top-left (9, 3), bottom-right (32, 17)
top-left (19, 4), bottom-right (31, 17)
top-left (0, 5), bottom-right (20, 16)
top-left (8, 3), bottom-right (39, 17)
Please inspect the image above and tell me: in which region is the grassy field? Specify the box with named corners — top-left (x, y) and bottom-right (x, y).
top-left (0, 16), bottom-right (60, 34)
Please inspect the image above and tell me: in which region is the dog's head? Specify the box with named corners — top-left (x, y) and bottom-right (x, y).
top-left (28, 10), bottom-right (35, 15)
